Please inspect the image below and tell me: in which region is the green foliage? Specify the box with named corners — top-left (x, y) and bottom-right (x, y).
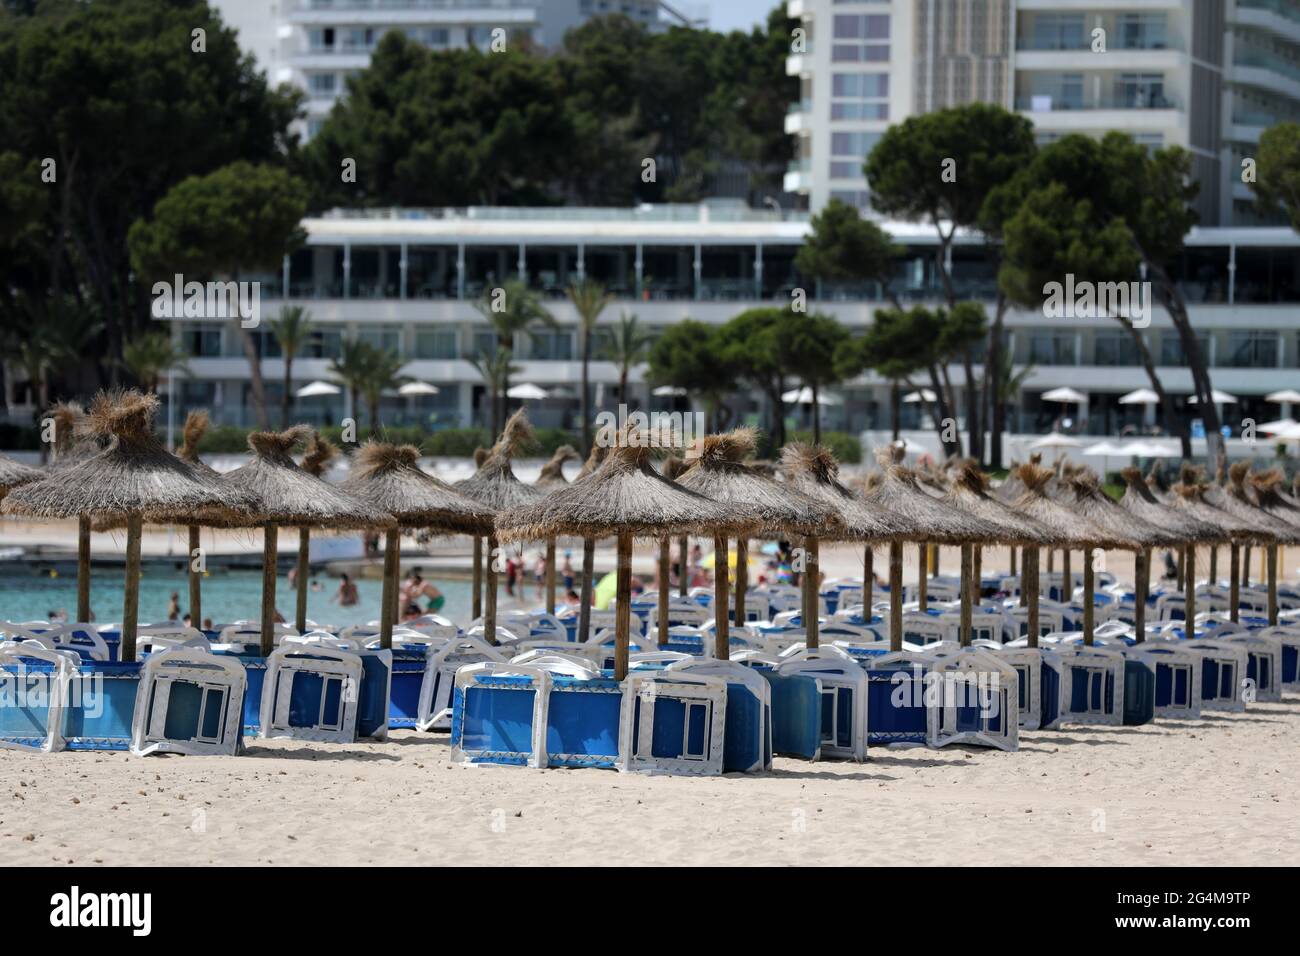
top-left (795, 198), bottom-right (899, 285)
top-left (1253, 122), bottom-right (1300, 231)
top-left (122, 330), bottom-right (189, 391)
top-left (420, 428), bottom-right (493, 458)
top-left (329, 338), bottom-right (410, 427)
top-left (788, 430), bottom-right (861, 465)
top-left (602, 311), bottom-right (652, 391)
top-left (647, 319), bottom-right (737, 401)
top-left (860, 306), bottom-right (942, 380)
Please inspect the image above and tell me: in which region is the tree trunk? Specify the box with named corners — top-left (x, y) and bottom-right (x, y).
top-left (926, 365), bottom-right (962, 457)
top-left (988, 296), bottom-right (1007, 469)
top-left (963, 348), bottom-right (982, 462)
top-left (580, 331), bottom-right (592, 455)
top-left (811, 382), bottom-right (821, 444)
top-left (1115, 315), bottom-right (1189, 458)
top-left (281, 354), bottom-right (293, 428)
top-left (237, 324), bottom-right (269, 430)
top-left (890, 380), bottom-right (901, 441)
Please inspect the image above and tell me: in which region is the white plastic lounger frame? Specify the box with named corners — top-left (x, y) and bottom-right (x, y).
top-left (976, 642), bottom-right (1043, 731)
top-left (138, 627), bottom-right (211, 656)
top-left (921, 646), bottom-right (1019, 751)
top-left (0, 640), bottom-right (79, 752)
top-left (450, 662), bottom-right (548, 767)
top-left (666, 657), bottom-right (772, 772)
top-left (777, 646), bottom-right (869, 760)
top-left (258, 642), bottom-right (363, 743)
top-left (1184, 641), bottom-right (1248, 713)
top-left (1257, 626), bottom-right (1300, 690)
top-left (1055, 645), bottom-right (1126, 727)
top-left (1131, 641), bottom-right (1201, 719)
top-left (618, 672), bottom-right (727, 776)
top-left (417, 636), bottom-right (506, 731)
top-left (1223, 634), bottom-right (1282, 703)
top-left (130, 646), bottom-right (246, 756)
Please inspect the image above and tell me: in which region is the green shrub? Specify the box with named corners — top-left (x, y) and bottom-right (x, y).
top-left (422, 428), bottom-right (491, 457)
top-left (789, 430), bottom-right (862, 465)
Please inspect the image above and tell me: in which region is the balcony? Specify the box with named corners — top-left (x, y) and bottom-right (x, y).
top-left (784, 99), bottom-right (814, 134)
top-left (1232, 49), bottom-right (1300, 99)
top-left (1233, 0), bottom-right (1300, 45)
top-left (1016, 90), bottom-right (1183, 132)
top-left (786, 51), bottom-right (813, 78)
top-left (783, 159), bottom-right (812, 194)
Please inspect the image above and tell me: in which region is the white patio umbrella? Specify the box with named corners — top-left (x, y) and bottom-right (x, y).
top-left (507, 383), bottom-right (549, 400)
top-left (652, 385), bottom-right (687, 397)
top-left (1265, 389), bottom-right (1300, 404)
top-left (1267, 421), bottom-right (1300, 441)
top-left (782, 386), bottom-right (842, 406)
top-left (398, 381), bottom-right (440, 396)
top-left (901, 388), bottom-right (936, 403)
top-left (1257, 419), bottom-right (1299, 434)
top-left (1119, 439), bottom-right (1181, 458)
top-left (1042, 386), bottom-right (1086, 404)
top-left (1031, 432), bottom-right (1083, 449)
top-left (1083, 440), bottom-right (1128, 476)
top-left (1118, 388), bottom-right (1159, 405)
top-left (1186, 389), bottom-right (1238, 405)
top-left (296, 380), bottom-right (341, 398)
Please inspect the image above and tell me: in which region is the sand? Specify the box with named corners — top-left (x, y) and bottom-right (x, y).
top-left (1, 700), bottom-right (1297, 867)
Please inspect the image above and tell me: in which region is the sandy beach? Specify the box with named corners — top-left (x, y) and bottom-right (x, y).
top-left (1, 699), bottom-right (1297, 867)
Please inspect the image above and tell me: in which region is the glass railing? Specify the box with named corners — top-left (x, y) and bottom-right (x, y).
top-left (1238, 0), bottom-right (1300, 25)
top-left (1017, 36), bottom-right (1180, 52)
top-left (786, 99), bottom-right (813, 115)
top-left (302, 0), bottom-right (530, 10)
top-left (1236, 48), bottom-right (1300, 84)
top-left (1016, 93), bottom-right (1180, 110)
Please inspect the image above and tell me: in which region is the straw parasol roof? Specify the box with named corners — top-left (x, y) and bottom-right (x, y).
top-left (0, 453), bottom-right (41, 499)
top-left (456, 409), bottom-right (544, 511)
top-left (1117, 467), bottom-right (1222, 543)
top-left (1165, 465), bottom-right (1275, 544)
top-left (674, 427), bottom-right (841, 538)
top-left (2, 390), bottom-right (247, 526)
top-left (495, 433), bottom-right (760, 543)
top-left (1008, 463), bottom-right (1129, 550)
top-left (779, 444), bottom-right (907, 542)
top-left (219, 425), bottom-right (395, 529)
top-left (1250, 468), bottom-right (1300, 534)
top-left (941, 462), bottom-right (1055, 546)
top-left (858, 446), bottom-right (1005, 545)
top-left (535, 444), bottom-right (580, 490)
top-left (1056, 469), bottom-right (1173, 550)
top-left (1215, 462), bottom-right (1300, 543)
top-left (300, 431), bottom-right (339, 479)
top-left (341, 442), bottom-right (494, 535)
top-left (44, 400), bottom-right (105, 469)
top-left (995, 453), bottom-right (1041, 503)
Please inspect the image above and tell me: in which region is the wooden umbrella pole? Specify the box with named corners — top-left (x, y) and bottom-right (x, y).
top-left (1025, 546), bottom-right (1040, 648)
top-left (1184, 545), bottom-right (1196, 630)
top-left (804, 535), bottom-right (820, 649)
top-left (1082, 548), bottom-right (1095, 646)
top-left (77, 516), bottom-right (92, 623)
top-left (973, 545), bottom-right (983, 605)
top-left (657, 538), bottom-right (670, 646)
top-left (1009, 545), bottom-right (1018, 578)
top-left (188, 525), bottom-right (204, 628)
top-left (1061, 549), bottom-right (1072, 605)
top-left (931, 543), bottom-right (940, 579)
top-left (613, 533), bottom-right (632, 680)
top-left (888, 541), bottom-right (903, 652)
top-left (1229, 544), bottom-right (1240, 623)
top-left (734, 537), bottom-right (748, 628)
top-left (471, 537), bottom-right (483, 620)
top-left (1268, 544), bottom-right (1279, 626)
top-left (917, 543), bottom-right (928, 610)
top-left (1208, 545), bottom-right (1218, 585)
top-left (545, 537), bottom-right (557, 614)
top-left (678, 535), bottom-right (689, 597)
top-left (579, 537), bottom-right (595, 642)
top-left (1242, 544), bottom-right (1252, 587)
top-left (1047, 548), bottom-right (1055, 575)
top-left (379, 528), bottom-right (400, 649)
top-left (294, 527), bottom-right (310, 634)
top-left (1134, 549), bottom-right (1148, 643)
top-left (959, 543), bottom-right (973, 647)
top-left (259, 523), bottom-right (278, 657)
top-left (121, 514), bottom-right (143, 663)
top-left (713, 534), bottom-right (730, 660)
top-left (863, 544), bottom-right (873, 613)
top-left (485, 532), bottom-right (499, 644)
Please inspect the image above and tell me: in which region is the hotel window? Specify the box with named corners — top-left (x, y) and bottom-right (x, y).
top-left (528, 330), bottom-right (573, 361)
top-left (415, 328), bottom-right (460, 360)
top-left (831, 190), bottom-right (872, 210)
top-left (832, 14), bottom-right (889, 63)
top-left (830, 131), bottom-right (880, 179)
top-left (341, 28), bottom-right (375, 52)
top-left (1028, 74), bottom-right (1083, 110)
top-left (184, 324), bottom-right (222, 358)
top-left (308, 73), bottom-right (337, 95)
top-left (1226, 330), bottom-right (1278, 369)
top-left (1093, 331), bottom-right (1138, 367)
top-left (831, 72), bottom-right (889, 121)
top-left (1029, 14), bottom-right (1085, 50)
top-left (1029, 332), bottom-right (1076, 366)
top-left (1159, 332), bottom-right (1210, 366)
top-left (308, 28), bottom-right (335, 51)
top-left (303, 329), bottom-right (342, 360)
top-left (1116, 13), bottom-right (1168, 50)
top-left (1116, 73), bottom-right (1167, 108)
top-left (472, 329), bottom-right (499, 358)
top-left (357, 325), bottom-right (402, 353)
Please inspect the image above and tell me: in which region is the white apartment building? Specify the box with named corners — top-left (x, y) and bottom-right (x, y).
top-left (784, 0), bottom-right (1300, 225)
top-left (211, 0), bottom-right (675, 138)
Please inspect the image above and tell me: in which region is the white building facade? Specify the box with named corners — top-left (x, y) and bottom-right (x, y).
top-left (784, 0), bottom-right (1300, 226)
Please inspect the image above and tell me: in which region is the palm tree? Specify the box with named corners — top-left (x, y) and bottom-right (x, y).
top-left (993, 352), bottom-right (1036, 438)
top-left (566, 279), bottom-right (611, 453)
top-left (9, 294), bottom-right (102, 410)
top-left (470, 346), bottom-right (520, 435)
top-left (472, 279), bottom-right (553, 406)
top-left (357, 346), bottom-right (410, 430)
top-left (270, 305), bottom-right (313, 427)
top-left (122, 330), bottom-right (190, 392)
top-left (604, 311), bottom-right (652, 400)
top-left (330, 338), bottom-right (374, 430)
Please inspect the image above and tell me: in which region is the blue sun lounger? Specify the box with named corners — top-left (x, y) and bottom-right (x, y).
top-left (776, 647), bottom-right (868, 760)
top-left (131, 646), bottom-right (246, 756)
top-left (0, 641), bottom-right (79, 752)
top-left (618, 671), bottom-right (728, 775)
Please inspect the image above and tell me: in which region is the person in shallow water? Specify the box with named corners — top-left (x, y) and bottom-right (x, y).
top-left (330, 573), bottom-right (359, 607)
top-left (400, 568), bottom-right (445, 614)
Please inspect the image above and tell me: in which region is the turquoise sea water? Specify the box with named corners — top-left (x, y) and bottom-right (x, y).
top-left (0, 566), bottom-right (475, 630)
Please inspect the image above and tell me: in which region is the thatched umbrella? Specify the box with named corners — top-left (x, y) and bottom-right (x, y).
top-left (941, 464), bottom-right (1055, 645)
top-left (496, 434), bottom-right (757, 679)
top-left (2, 391), bottom-right (248, 660)
top-left (465, 445), bottom-right (490, 619)
top-left (43, 401), bottom-right (104, 621)
top-left (533, 444), bottom-right (580, 614)
top-left (857, 446), bottom-right (1005, 650)
top-left (0, 453), bottom-right (41, 501)
top-left (661, 455), bottom-right (692, 600)
top-left (220, 426), bottom-right (395, 654)
top-left (1222, 464), bottom-right (1300, 625)
top-left (569, 442), bottom-right (610, 642)
top-left (780, 444), bottom-right (910, 650)
top-left (341, 443), bottom-right (494, 647)
top-left (455, 410), bottom-right (543, 643)
top-left (1053, 469), bottom-right (1173, 643)
top-left (290, 431), bottom-right (341, 632)
top-left (1117, 466), bottom-right (1222, 637)
top-left (1007, 463), bottom-right (1126, 649)
top-left (173, 410), bottom-right (223, 628)
top-left (675, 428), bottom-right (840, 658)
top-left (1168, 464), bottom-right (1277, 625)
